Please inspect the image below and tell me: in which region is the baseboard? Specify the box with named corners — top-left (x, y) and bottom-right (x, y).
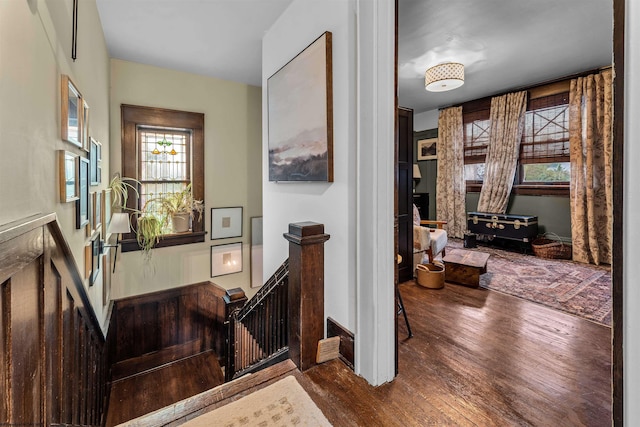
top-left (327, 317), bottom-right (354, 370)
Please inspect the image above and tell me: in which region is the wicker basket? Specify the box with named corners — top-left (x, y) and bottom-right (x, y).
top-left (416, 262), bottom-right (445, 289)
top-left (531, 233), bottom-right (572, 260)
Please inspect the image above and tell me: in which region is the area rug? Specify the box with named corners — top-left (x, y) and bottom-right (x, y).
top-left (446, 239), bottom-right (612, 326)
top-left (180, 376), bottom-right (331, 427)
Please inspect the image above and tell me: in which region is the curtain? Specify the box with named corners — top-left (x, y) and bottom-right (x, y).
top-left (477, 91), bottom-right (528, 213)
top-left (569, 70), bottom-right (612, 265)
top-left (436, 107), bottom-right (466, 239)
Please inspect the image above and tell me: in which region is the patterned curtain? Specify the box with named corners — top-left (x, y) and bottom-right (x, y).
top-left (436, 107), bottom-right (466, 239)
top-left (477, 91), bottom-right (528, 213)
top-left (569, 70), bottom-right (613, 265)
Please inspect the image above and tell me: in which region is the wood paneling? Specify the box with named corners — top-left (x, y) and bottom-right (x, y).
top-left (0, 214), bottom-right (108, 426)
top-left (108, 281), bottom-right (228, 374)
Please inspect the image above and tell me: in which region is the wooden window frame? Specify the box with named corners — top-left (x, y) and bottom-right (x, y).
top-left (120, 105), bottom-right (205, 252)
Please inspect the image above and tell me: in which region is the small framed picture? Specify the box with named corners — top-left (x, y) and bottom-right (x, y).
top-left (82, 100), bottom-right (90, 152)
top-left (58, 150), bottom-right (79, 203)
top-left (61, 75), bottom-right (82, 148)
top-left (210, 207), bottom-right (243, 239)
top-left (76, 156), bottom-right (90, 229)
top-left (102, 189), bottom-right (112, 231)
top-left (210, 242), bottom-right (243, 277)
top-left (90, 138), bottom-right (101, 185)
top-left (417, 138), bottom-right (437, 160)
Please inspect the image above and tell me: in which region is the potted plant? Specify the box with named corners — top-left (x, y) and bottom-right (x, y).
top-left (158, 184), bottom-right (204, 233)
top-left (108, 173), bottom-right (140, 211)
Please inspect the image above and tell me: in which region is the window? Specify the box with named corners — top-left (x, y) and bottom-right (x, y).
top-left (462, 89), bottom-right (571, 195)
top-left (120, 105), bottom-right (205, 252)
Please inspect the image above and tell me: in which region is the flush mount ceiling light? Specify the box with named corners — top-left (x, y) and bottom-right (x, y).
top-left (425, 62), bottom-right (464, 92)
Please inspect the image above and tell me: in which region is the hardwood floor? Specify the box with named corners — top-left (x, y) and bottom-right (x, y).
top-left (106, 281), bottom-right (612, 426)
top-left (298, 280), bottom-right (612, 426)
top-left (105, 351), bottom-right (224, 426)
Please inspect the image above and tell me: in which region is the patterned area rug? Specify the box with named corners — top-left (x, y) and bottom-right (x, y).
top-left (180, 376), bottom-right (331, 427)
top-left (446, 239), bottom-right (612, 326)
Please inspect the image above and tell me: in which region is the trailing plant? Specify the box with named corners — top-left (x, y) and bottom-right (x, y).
top-left (109, 173), bottom-right (141, 211)
top-left (136, 214), bottom-right (163, 257)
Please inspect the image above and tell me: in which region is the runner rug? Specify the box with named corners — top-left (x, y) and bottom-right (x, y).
top-left (180, 376), bottom-right (331, 427)
top-left (446, 239), bottom-right (612, 326)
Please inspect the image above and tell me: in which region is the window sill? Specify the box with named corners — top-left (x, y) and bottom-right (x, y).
top-left (466, 183), bottom-right (569, 196)
top-left (120, 231), bottom-right (206, 253)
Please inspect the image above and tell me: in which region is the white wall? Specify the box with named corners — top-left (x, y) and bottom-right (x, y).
top-left (0, 0), bottom-right (111, 329)
top-left (624, 1), bottom-right (640, 424)
top-left (413, 109), bottom-right (439, 131)
top-left (262, 1), bottom-right (358, 330)
top-left (109, 60), bottom-right (263, 300)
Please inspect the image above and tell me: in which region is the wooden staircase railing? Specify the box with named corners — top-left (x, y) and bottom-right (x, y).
top-left (0, 213), bottom-right (109, 426)
top-left (225, 222), bottom-right (330, 381)
top-left (226, 259), bottom-right (289, 381)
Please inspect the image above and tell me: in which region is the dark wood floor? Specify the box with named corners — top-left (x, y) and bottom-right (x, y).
top-left (297, 280), bottom-right (612, 426)
top-left (108, 280), bottom-right (612, 426)
top-left (105, 350), bottom-right (224, 426)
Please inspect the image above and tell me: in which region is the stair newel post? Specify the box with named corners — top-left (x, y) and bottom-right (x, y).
top-left (283, 222), bottom-right (331, 371)
top-left (224, 288), bottom-right (247, 381)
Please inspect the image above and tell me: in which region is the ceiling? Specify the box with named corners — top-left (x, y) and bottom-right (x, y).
top-left (96, 0), bottom-right (613, 114)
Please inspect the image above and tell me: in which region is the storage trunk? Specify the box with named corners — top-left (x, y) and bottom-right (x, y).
top-left (467, 212), bottom-right (538, 242)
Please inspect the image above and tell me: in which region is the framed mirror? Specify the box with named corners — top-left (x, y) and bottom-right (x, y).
top-left (61, 75), bottom-right (82, 147)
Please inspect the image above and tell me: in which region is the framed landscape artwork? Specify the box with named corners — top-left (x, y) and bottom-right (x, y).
top-left (417, 138), bottom-right (437, 161)
top-left (267, 31), bottom-right (333, 182)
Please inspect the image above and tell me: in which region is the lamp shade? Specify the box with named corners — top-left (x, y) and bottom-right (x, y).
top-left (108, 212), bottom-right (131, 234)
top-left (413, 164), bottom-right (422, 179)
top-left (425, 62), bottom-right (464, 92)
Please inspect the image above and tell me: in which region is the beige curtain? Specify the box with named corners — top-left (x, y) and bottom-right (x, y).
top-left (477, 91), bottom-right (528, 213)
top-left (569, 70), bottom-right (613, 265)
top-left (436, 107), bottom-right (466, 239)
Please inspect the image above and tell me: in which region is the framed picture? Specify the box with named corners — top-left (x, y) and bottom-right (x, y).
top-left (210, 242), bottom-right (243, 277)
top-left (251, 216), bottom-right (263, 288)
top-left (267, 31), bottom-right (333, 182)
top-left (102, 247), bottom-right (112, 307)
top-left (417, 138), bottom-right (437, 160)
top-left (58, 150), bottom-right (79, 203)
top-left (61, 75), bottom-right (82, 147)
top-left (76, 156), bottom-right (90, 229)
top-left (102, 189), bottom-right (112, 231)
top-left (90, 138), bottom-right (101, 185)
top-left (82, 100), bottom-right (90, 152)
top-left (94, 190), bottom-right (102, 231)
top-left (87, 231), bottom-right (101, 286)
top-left (210, 207), bottom-right (243, 239)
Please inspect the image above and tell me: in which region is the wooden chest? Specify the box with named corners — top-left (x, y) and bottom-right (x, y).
top-left (467, 212), bottom-right (538, 242)
top-left (443, 249), bottom-right (490, 288)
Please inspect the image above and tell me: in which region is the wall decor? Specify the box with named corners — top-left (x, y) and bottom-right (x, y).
top-left (210, 242), bottom-right (243, 278)
top-left (82, 100), bottom-right (90, 152)
top-left (102, 247), bottom-right (112, 307)
top-left (58, 150), bottom-right (79, 203)
top-left (211, 207), bottom-right (243, 239)
top-left (250, 216), bottom-right (263, 288)
top-left (76, 156), bottom-right (90, 229)
top-left (90, 138), bottom-right (101, 185)
top-left (94, 190), bottom-right (102, 231)
top-left (61, 75), bottom-right (82, 147)
top-left (267, 31), bottom-right (333, 182)
top-left (102, 188), bottom-right (112, 230)
top-left (417, 138), bottom-right (437, 161)
top-left (88, 231), bottom-right (101, 286)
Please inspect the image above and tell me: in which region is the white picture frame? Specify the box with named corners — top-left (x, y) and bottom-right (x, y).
top-left (210, 242), bottom-right (243, 277)
top-left (210, 207), bottom-right (243, 239)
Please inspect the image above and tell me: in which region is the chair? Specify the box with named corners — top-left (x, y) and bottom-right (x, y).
top-left (413, 220), bottom-right (448, 267)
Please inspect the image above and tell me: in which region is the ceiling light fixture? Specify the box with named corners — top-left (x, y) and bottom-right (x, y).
top-left (425, 62), bottom-right (464, 92)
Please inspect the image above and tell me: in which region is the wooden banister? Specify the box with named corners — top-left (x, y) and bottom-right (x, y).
top-left (283, 221), bottom-right (330, 371)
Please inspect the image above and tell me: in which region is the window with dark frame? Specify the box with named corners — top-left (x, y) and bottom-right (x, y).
top-left (120, 105), bottom-right (205, 252)
top-left (462, 89), bottom-right (571, 195)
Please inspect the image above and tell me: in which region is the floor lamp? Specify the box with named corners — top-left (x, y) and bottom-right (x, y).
top-left (104, 212), bottom-right (131, 273)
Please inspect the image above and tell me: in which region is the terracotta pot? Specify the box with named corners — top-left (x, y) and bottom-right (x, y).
top-left (172, 212), bottom-right (190, 233)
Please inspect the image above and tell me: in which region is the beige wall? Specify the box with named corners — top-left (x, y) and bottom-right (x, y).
top-left (0, 0), bottom-right (111, 329)
top-left (109, 59), bottom-right (262, 299)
